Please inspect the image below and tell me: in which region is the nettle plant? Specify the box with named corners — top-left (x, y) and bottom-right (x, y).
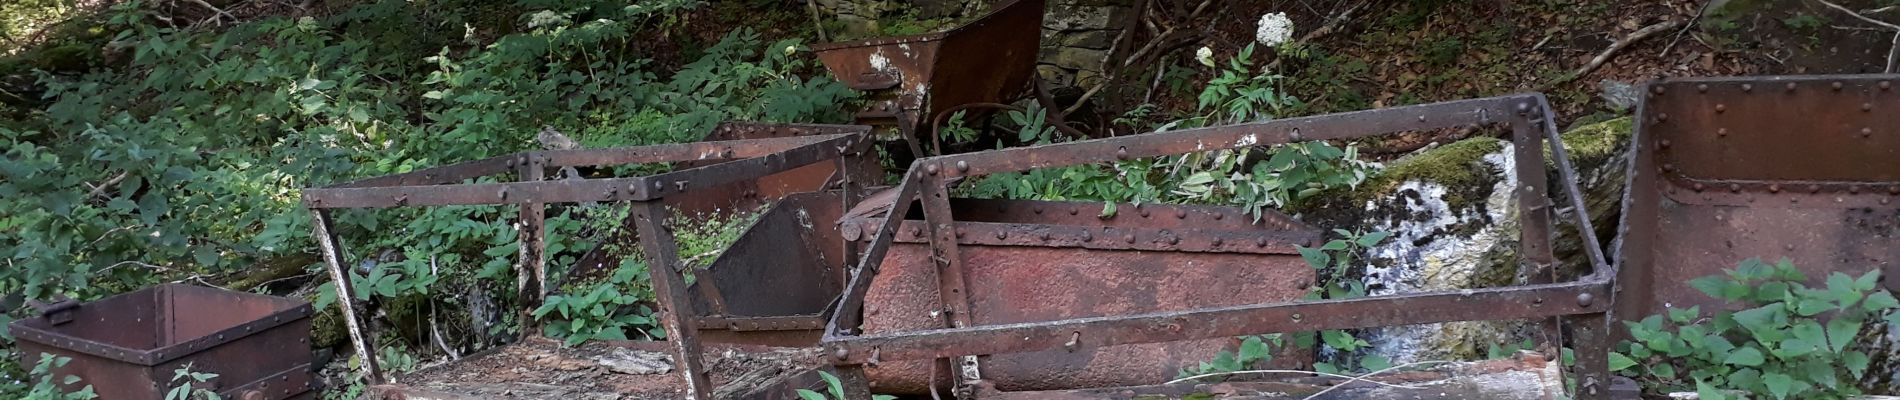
top-left (1294, 229), bottom-right (1392, 374)
top-left (1178, 229), bottom-right (1393, 380)
top-left (1611, 258), bottom-right (1897, 400)
top-left (533, 257), bottom-right (662, 346)
top-left (958, 44), bottom-right (1376, 222)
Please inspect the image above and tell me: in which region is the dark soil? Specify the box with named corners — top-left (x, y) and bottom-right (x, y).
top-left (391, 337), bottom-right (821, 399)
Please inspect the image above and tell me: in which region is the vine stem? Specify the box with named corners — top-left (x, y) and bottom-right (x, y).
top-left (1299, 360), bottom-right (1452, 400)
top-left (1162, 360), bottom-right (1448, 390)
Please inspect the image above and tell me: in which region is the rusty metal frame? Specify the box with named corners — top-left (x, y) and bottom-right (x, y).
top-left (820, 94), bottom-right (1618, 398)
top-left (301, 130), bottom-right (870, 399)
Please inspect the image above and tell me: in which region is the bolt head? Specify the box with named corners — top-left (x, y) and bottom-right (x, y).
top-left (955, 160), bottom-right (969, 172)
top-left (1577, 293), bottom-right (1595, 307)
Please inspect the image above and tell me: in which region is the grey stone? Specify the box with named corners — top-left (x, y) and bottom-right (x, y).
top-left (1056, 30), bottom-right (1116, 50)
top-left (1040, 47), bottom-right (1108, 72)
top-left (1037, 64), bottom-right (1077, 87)
top-left (1598, 79), bottom-right (1639, 111)
top-left (1043, 4), bottom-right (1117, 31)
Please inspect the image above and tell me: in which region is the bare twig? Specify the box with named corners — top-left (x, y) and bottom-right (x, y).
top-left (1815, 0), bottom-right (1900, 72)
top-left (1541, 19), bottom-right (1683, 90)
top-left (804, 0), bottom-right (828, 43)
top-left (1819, 0), bottom-right (1900, 30)
top-left (85, 171), bottom-right (130, 199)
top-left (430, 256), bottom-right (462, 360)
top-left (1889, 31), bottom-right (1899, 73)
top-left (1299, 361), bottom-right (1454, 400)
top-left (1661, 0), bottom-right (1715, 56)
top-left (181, 0), bottom-right (236, 25)
top-left (1163, 362), bottom-right (1445, 389)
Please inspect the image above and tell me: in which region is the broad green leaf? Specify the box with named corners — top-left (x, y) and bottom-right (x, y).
top-left (1864, 291), bottom-right (1899, 311)
top-left (1855, 269), bottom-right (1880, 292)
top-left (1723, 347), bottom-right (1763, 366)
top-left (1360, 354), bottom-right (1391, 371)
top-left (1827, 272), bottom-right (1861, 309)
top-left (1296, 247), bottom-right (1329, 269)
top-left (1313, 362), bottom-right (1338, 375)
top-left (1732, 304), bottom-right (1781, 334)
top-left (1238, 336), bottom-right (1268, 363)
top-left (1607, 352), bottom-right (1637, 371)
top-left (1354, 231), bottom-right (1390, 247)
top-left (1846, 350), bottom-right (1871, 379)
top-left (822, 370), bottom-right (844, 398)
top-left (1689, 276), bottom-right (1736, 300)
top-left (1696, 379), bottom-right (1727, 400)
top-left (1763, 372), bottom-right (1793, 399)
top-left (1827, 317), bottom-right (1861, 353)
top-left (794, 389), bottom-right (827, 400)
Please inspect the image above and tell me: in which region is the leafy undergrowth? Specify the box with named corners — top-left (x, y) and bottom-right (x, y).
top-left (1613, 258), bottom-right (1898, 399)
top-left (0, 0), bottom-right (856, 395)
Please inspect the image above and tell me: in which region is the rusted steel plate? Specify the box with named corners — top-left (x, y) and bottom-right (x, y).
top-left (844, 198), bottom-right (1320, 392)
top-left (1615, 74), bottom-right (1900, 321)
top-left (301, 134), bottom-right (868, 207)
top-left (984, 352), bottom-right (1574, 399)
top-left (8, 284), bottom-right (317, 400)
top-left (832, 281), bottom-right (1610, 365)
top-left (688, 192), bottom-right (849, 346)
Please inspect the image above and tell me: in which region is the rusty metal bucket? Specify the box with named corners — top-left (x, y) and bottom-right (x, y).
top-left (812, 0), bottom-right (1045, 150)
top-left (688, 191), bottom-right (854, 347)
top-left (8, 284), bottom-right (317, 399)
top-left (819, 94), bottom-right (1621, 399)
top-left (1613, 74), bottom-right (1900, 321)
top-left (841, 198), bottom-right (1320, 392)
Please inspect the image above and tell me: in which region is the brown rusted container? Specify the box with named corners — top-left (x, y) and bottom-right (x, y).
top-left (811, 0), bottom-right (1044, 142)
top-left (688, 191), bottom-right (855, 347)
top-left (1614, 74), bottom-right (1900, 322)
top-left (8, 284), bottom-right (317, 399)
top-left (840, 198), bottom-right (1320, 393)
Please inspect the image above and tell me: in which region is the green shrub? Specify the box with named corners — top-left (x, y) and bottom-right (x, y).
top-left (1612, 258), bottom-right (1897, 399)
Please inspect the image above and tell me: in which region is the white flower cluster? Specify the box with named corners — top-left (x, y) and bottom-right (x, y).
top-left (1256, 12), bottom-right (1294, 47)
top-left (1194, 46), bottom-right (1214, 67)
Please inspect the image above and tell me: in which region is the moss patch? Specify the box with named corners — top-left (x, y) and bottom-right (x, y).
top-left (1360, 138), bottom-right (1507, 210)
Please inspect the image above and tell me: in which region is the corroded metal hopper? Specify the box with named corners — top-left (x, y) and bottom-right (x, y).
top-left (1614, 74), bottom-right (1900, 321)
top-left (9, 284), bottom-right (317, 399)
top-left (841, 199), bottom-right (1320, 392)
top-left (812, 0), bottom-right (1045, 149)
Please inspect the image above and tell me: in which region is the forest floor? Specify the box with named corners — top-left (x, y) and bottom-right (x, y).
top-left (1118, 0), bottom-right (1900, 158)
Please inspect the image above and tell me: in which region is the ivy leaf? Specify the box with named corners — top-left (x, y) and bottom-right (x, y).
top-left (1696, 380), bottom-right (1728, 400)
top-left (1826, 317), bottom-right (1861, 353)
top-left (1762, 372), bottom-right (1793, 400)
top-left (1608, 352), bottom-right (1637, 371)
top-left (1732, 304), bottom-right (1781, 336)
top-left (1723, 347), bottom-right (1763, 366)
top-left (1826, 272), bottom-right (1861, 309)
top-left (1296, 247), bottom-right (1329, 269)
top-left (1354, 231), bottom-right (1389, 247)
top-left (137, 191), bottom-right (170, 225)
top-left (794, 389), bottom-right (832, 400)
top-left (1237, 336), bottom-right (1268, 364)
top-left (1855, 270), bottom-right (1880, 292)
top-left (1313, 362), bottom-right (1338, 375)
top-left (1360, 354), bottom-right (1391, 371)
top-left (821, 370), bottom-right (845, 398)
top-left (1863, 291), bottom-right (1899, 311)
top-left (1845, 350), bottom-right (1871, 379)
